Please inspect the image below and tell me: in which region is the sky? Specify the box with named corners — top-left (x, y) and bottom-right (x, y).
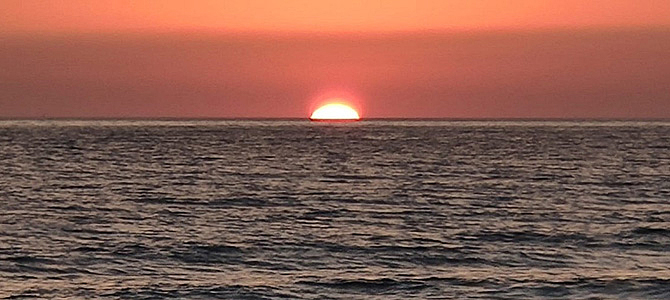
top-left (1, 0), bottom-right (669, 118)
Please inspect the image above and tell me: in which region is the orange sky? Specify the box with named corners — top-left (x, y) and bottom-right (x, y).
top-left (2, 0), bottom-right (670, 34)
top-left (1, 1), bottom-right (669, 118)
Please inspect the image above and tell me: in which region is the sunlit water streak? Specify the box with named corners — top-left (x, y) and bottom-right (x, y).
top-left (1, 120), bottom-right (669, 299)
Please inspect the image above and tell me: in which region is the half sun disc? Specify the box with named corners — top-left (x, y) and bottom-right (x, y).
top-left (310, 103), bottom-right (360, 121)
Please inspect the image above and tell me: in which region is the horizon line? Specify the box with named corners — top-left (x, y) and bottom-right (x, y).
top-left (2, 117), bottom-right (669, 122)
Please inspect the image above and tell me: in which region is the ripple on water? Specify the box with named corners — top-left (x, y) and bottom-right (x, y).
top-left (1, 120), bottom-right (669, 299)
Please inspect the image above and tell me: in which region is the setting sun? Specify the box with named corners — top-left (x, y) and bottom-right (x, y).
top-left (310, 103), bottom-right (360, 121)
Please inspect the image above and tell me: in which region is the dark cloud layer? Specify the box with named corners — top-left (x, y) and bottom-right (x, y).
top-left (1, 29), bottom-right (669, 118)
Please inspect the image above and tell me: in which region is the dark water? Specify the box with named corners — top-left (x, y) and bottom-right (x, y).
top-left (1, 120), bottom-right (669, 299)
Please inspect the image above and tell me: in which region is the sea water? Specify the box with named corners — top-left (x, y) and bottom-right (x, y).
top-left (1, 120), bottom-right (669, 299)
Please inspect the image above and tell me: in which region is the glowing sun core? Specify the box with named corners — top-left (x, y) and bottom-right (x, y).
top-left (310, 103), bottom-right (360, 121)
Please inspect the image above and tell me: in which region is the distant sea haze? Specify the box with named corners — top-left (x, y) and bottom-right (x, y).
top-left (1, 120), bottom-right (669, 299)
top-left (1, 28), bottom-right (670, 119)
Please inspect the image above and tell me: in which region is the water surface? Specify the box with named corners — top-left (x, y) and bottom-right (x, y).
top-left (1, 120), bottom-right (669, 299)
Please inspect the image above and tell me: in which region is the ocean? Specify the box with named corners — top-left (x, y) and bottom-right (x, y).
top-left (1, 120), bottom-right (669, 299)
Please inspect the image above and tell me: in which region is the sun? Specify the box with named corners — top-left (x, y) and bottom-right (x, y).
top-left (310, 103), bottom-right (360, 121)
